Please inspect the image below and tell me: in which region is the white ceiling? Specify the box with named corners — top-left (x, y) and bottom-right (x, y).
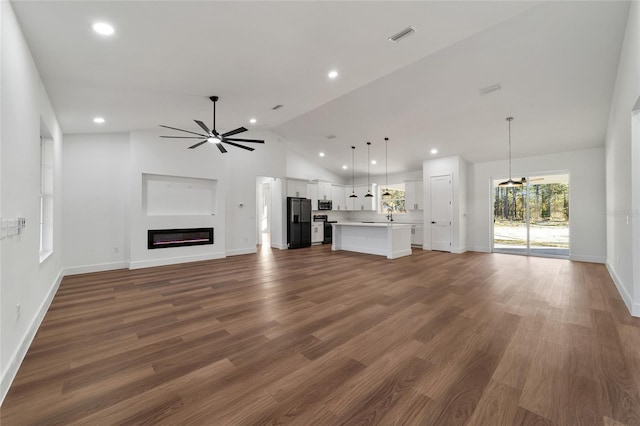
top-left (11, 1), bottom-right (630, 177)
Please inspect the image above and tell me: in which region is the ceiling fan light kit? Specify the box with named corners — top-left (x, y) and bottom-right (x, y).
top-left (159, 96), bottom-right (264, 154)
top-left (498, 117), bottom-right (524, 187)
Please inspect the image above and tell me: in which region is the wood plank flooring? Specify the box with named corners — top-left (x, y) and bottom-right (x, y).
top-left (2, 245), bottom-right (640, 425)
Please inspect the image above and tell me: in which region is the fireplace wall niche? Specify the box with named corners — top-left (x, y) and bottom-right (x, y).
top-left (147, 228), bottom-right (214, 249)
top-left (143, 173), bottom-right (216, 216)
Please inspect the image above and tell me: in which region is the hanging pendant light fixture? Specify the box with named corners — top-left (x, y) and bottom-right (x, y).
top-left (365, 142), bottom-right (374, 197)
top-left (498, 117), bottom-right (524, 187)
top-left (382, 137), bottom-right (391, 197)
top-left (349, 146), bottom-right (358, 198)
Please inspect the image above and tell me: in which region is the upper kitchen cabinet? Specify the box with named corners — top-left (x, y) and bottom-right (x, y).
top-left (350, 184), bottom-right (377, 211)
top-left (405, 180), bottom-right (423, 210)
top-left (286, 179), bottom-right (308, 198)
top-left (331, 185), bottom-right (347, 211)
top-left (307, 182), bottom-right (319, 209)
top-left (318, 181), bottom-right (332, 201)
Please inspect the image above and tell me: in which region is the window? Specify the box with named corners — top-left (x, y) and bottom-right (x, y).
top-left (40, 134), bottom-right (54, 261)
top-left (378, 183), bottom-right (406, 214)
top-left (492, 173), bottom-right (569, 258)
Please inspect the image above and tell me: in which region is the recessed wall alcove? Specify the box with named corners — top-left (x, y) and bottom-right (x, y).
top-left (142, 173), bottom-right (217, 216)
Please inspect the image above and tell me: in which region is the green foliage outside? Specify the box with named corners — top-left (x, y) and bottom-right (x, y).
top-left (494, 183), bottom-right (569, 225)
top-left (380, 188), bottom-right (406, 214)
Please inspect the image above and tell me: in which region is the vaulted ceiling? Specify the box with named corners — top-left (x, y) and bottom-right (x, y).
top-left (11, 1), bottom-right (630, 177)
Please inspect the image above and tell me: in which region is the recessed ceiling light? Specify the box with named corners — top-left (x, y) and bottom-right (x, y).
top-left (93, 117), bottom-right (105, 124)
top-left (319, 152), bottom-right (325, 157)
top-left (328, 70), bottom-right (339, 79)
top-left (92, 22), bottom-right (114, 36)
top-left (342, 165), bottom-right (347, 170)
top-left (430, 148), bottom-right (438, 154)
top-left (371, 160), bottom-right (377, 165)
top-left (249, 118), bottom-right (257, 124)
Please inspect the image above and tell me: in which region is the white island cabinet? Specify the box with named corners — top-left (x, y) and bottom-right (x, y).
top-left (331, 222), bottom-right (412, 259)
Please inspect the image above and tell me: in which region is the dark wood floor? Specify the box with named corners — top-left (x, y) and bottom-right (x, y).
top-left (2, 245), bottom-right (640, 425)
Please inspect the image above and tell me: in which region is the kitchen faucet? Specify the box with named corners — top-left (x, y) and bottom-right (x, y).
top-left (386, 211), bottom-right (394, 222)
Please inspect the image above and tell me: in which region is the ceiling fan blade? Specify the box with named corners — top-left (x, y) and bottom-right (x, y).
top-left (188, 140), bottom-right (208, 149)
top-left (216, 143), bottom-right (228, 153)
top-left (194, 120), bottom-right (212, 135)
top-left (222, 140), bottom-right (255, 151)
top-left (160, 136), bottom-right (205, 139)
top-left (221, 127), bottom-right (247, 137)
top-left (159, 125), bottom-right (207, 137)
top-left (224, 138), bottom-right (265, 144)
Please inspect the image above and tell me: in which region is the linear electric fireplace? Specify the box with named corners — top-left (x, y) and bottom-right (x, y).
top-left (147, 228), bottom-right (214, 249)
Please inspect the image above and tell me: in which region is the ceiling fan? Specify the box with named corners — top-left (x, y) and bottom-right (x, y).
top-left (159, 96), bottom-right (264, 153)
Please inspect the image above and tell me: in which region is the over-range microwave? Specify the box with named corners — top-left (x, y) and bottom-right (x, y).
top-left (318, 200), bottom-right (333, 210)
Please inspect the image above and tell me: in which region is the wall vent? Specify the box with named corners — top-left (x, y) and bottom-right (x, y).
top-left (479, 84), bottom-right (502, 95)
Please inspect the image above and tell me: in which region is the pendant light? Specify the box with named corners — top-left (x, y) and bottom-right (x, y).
top-left (365, 142), bottom-right (374, 197)
top-left (382, 137), bottom-right (391, 197)
top-left (349, 146), bottom-right (357, 198)
top-left (498, 117), bottom-right (524, 187)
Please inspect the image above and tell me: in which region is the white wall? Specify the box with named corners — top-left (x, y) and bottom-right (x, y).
top-left (60, 128), bottom-right (291, 268)
top-left (128, 129), bottom-right (227, 269)
top-left (1, 1), bottom-right (63, 402)
top-left (225, 130), bottom-right (287, 255)
top-left (605, 1), bottom-right (640, 316)
top-left (62, 133), bottom-right (129, 273)
top-left (286, 149), bottom-right (346, 183)
top-left (468, 147), bottom-right (606, 263)
top-left (423, 156), bottom-right (468, 253)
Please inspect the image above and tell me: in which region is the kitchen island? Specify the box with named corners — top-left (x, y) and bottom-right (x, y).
top-left (331, 222), bottom-right (412, 259)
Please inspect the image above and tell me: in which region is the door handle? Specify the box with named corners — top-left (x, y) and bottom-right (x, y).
top-left (431, 221), bottom-right (436, 224)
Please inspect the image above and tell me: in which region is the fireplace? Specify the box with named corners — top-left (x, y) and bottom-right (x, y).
top-left (147, 228), bottom-right (214, 249)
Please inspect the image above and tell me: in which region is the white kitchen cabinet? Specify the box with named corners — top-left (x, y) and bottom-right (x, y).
top-left (307, 182), bottom-right (318, 210)
top-left (405, 180), bottom-right (423, 210)
top-left (286, 179), bottom-right (308, 198)
top-left (331, 185), bottom-right (347, 211)
top-left (410, 224), bottom-right (424, 246)
top-left (312, 222), bottom-right (324, 243)
top-left (346, 184), bottom-right (377, 211)
top-left (318, 181), bottom-right (332, 201)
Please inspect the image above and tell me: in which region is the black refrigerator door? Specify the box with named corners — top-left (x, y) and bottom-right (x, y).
top-left (300, 199), bottom-right (312, 246)
top-left (287, 197), bottom-right (311, 249)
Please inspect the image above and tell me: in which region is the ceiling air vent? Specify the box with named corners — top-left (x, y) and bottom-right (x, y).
top-left (326, 135), bottom-right (336, 140)
top-left (479, 84), bottom-right (502, 95)
top-left (388, 26), bottom-right (416, 42)
top-left (271, 104), bottom-right (284, 110)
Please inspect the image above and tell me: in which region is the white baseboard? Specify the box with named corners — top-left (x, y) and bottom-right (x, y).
top-left (271, 242), bottom-right (287, 250)
top-left (570, 254), bottom-right (606, 264)
top-left (63, 261), bottom-right (129, 276)
top-left (226, 247), bottom-right (257, 257)
top-left (129, 252), bottom-right (226, 269)
top-left (451, 247), bottom-right (467, 254)
top-left (1, 269), bottom-right (63, 404)
top-left (606, 261), bottom-right (638, 317)
top-left (467, 246), bottom-right (491, 253)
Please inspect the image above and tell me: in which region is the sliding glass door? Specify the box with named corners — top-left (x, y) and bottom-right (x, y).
top-left (492, 173), bottom-right (569, 258)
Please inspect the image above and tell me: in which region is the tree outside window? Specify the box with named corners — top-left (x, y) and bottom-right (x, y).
top-left (379, 183), bottom-right (406, 214)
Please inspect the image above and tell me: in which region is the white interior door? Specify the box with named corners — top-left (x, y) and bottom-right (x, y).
top-left (430, 175), bottom-right (452, 251)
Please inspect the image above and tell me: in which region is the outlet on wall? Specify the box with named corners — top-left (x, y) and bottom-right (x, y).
top-left (16, 304), bottom-right (21, 321)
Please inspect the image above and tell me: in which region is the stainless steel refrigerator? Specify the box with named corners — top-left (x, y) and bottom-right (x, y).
top-left (287, 197), bottom-right (312, 248)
